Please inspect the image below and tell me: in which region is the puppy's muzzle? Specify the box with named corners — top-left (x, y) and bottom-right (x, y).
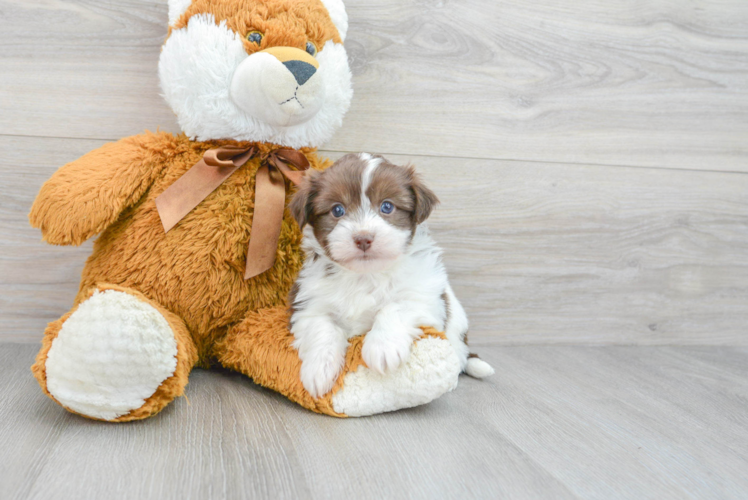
top-left (230, 46), bottom-right (325, 127)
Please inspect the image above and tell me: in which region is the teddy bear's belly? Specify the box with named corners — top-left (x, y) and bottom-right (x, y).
top-left (77, 181), bottom-right (303, 345)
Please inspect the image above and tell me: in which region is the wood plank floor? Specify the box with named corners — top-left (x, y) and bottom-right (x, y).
top-left (2, 343), bottom-right (747, 500)
top-left (3, 136), bottom-right (747, 343)
top-left (1, 0), bottom-right (747, 171)
top-left (1, 1), bottom-right (748, 499)
top-left (1, 1), bottom-right (747, 343)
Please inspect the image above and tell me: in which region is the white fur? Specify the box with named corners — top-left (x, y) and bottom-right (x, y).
top-left (320, 0), bottom-right (348, 41)
top-left (325, 154), bottom-right (410, 274)
top-left (167, 0), bottom-right (192, 26)
top-left (326, 208), bottom-right (411, 274)
top-left (359, 152), bottom-right (378, 210)
top-left (159, 14), bottom-right (352, 148)
top-left (230, 51), bottom-right (325, 127)
top-left (45, 290), bottom-right (178, 421)
top-left (331, 337), bottom-right (461, 416)
top-left (466, 357), bottom-right (496, 378)
top-left (290, 160), bottom-right (493, 398)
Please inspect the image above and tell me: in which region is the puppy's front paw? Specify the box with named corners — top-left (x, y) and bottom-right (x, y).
top-left (300, 353), bottom-right (345, 399)
top-left (362, 330), bottom-right (417, 375)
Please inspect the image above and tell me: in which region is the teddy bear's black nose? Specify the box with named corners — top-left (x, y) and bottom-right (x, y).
top-left (283, 60), bottom-right (317, 86)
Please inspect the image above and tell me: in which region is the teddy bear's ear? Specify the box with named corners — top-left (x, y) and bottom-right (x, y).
top-left (168, 0), bottom-right (192, 26)
top-left (320, 0), bottom-right (348, 41)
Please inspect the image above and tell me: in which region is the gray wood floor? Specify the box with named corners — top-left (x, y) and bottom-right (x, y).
top-left (2, 343), bottom-right (747, 500)
top-left (1, 0), bottom-right (747, 499)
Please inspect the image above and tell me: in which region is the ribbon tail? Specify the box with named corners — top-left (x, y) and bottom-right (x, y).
top-left (244, 165), bottom-right (287, 279)
top-left (155, 145), bottom-right (254, 233)
top-left (155, 159), bottom-right (241, 233)
top-left (276, 164), bottom-right (307, 186)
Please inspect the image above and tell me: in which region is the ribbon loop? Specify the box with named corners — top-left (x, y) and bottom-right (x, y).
top-left (155, 144), bottom-right (311, 280)
top-left (203, 145), bottom-right (255, 168)
top-left (264, 149), bottom-right (311, 186)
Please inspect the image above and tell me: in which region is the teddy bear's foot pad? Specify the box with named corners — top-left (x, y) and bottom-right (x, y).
top-left (45, 289), bottom-right (178, 420)
top-left (331, 336), bottom-right (461, 417)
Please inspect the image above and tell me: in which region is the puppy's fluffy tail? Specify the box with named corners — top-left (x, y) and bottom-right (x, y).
top-left (465, 355), bottom-right (494, 379)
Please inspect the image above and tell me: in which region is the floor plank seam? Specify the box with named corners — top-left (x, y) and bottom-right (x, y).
top-left (2, 133), bottom-right (747, 176)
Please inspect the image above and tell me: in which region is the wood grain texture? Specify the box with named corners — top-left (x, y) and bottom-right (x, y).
top-left (4, 136), bottom-right (747, 344)
top-left (1, 343), bottom-right (747, 499)
top-left (3, 2), bottom-right (747, 498)
top-left (1, 0), bottom-right (747, 171)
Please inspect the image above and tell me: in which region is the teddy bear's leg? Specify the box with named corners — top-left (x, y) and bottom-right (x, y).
top-left (32, 284), bottom-right (198, 422)
top-left (215, 306), bottom-right (461, 417)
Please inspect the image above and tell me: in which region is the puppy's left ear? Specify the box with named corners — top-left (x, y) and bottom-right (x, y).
top-left (409, 168), bottom-right (440, 224)
top-left (290, 170), bottom-right (320, 228)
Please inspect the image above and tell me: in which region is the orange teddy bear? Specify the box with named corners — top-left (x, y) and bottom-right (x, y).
top-left (29, 0), bottom-right (463, 421)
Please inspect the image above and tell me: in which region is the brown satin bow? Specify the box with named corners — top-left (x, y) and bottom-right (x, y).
top-left (155, 145), bottom-right (310, 279)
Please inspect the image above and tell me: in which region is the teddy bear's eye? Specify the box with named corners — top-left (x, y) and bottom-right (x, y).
top-left (305, 41), bottom-right (317, 56)
top-left (247, 31), bottom-right (263, 45)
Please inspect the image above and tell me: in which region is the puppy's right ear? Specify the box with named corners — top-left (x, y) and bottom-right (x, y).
top-left (290, 170), bottom-right (320, 228)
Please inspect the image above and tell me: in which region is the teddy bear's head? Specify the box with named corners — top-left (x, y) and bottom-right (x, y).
top-left (160, 0), bottom-right (352, 148)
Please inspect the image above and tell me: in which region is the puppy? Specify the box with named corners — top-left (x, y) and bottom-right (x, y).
top-left (289, 153), bottom-right (494, 398)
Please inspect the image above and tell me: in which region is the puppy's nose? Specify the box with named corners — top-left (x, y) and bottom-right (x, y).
top-left (283, 60), bottom-right (316, 85)
top-left (354, 234), bottom-right (374, 252)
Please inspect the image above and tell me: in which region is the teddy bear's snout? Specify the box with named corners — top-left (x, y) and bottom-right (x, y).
top-left (283, 60), bottom-right (317, 86)
top-left (229, 46), bottom-right (325, 127)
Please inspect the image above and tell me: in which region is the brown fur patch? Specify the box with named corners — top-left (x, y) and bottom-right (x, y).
top-left (171, 0), bottom-right (342, 54)
top-left (290, 153), bottom-right (366, 255)
top-left (409, 167), bottom-right (439, 225)
top-left (290, 153), bottom-right (440, 257)
top-left (366, 161), bottom-right (419, 234)
top-left (287, 281), bottom-right (300, 314)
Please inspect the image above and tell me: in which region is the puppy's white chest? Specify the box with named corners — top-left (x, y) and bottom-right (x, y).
top-left (333, 280), bottom-right (388, 338)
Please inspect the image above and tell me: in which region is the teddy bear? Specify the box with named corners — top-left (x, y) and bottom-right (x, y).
top-left (28, 0), bottom-right (462, 422)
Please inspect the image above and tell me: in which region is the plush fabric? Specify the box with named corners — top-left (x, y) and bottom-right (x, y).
top-left (160, 0), bottom-right (352, 146)
top-left (170, 0), bottom-right (343, 46)
top-left (32, 284), bottom-right (198, 422)
top-left (216, 306), bottom-right (453, 417)
top-left (28, 0), bottom-right (462, 422)
top-left (31, 132), bottom-right (326, 366)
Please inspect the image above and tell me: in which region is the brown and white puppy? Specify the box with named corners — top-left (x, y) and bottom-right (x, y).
top-left (289, 153), bottom-right (494, 398)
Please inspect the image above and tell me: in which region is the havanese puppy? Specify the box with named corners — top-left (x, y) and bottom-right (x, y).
top-left (289, 153), bottom-right (494, 398)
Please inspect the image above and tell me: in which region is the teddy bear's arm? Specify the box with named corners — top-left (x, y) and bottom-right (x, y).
top-left (29, 134), bottom-right (166, 246)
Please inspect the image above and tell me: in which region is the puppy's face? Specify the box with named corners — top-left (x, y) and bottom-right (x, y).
top-left (291, 153), bottom-right (439, 273)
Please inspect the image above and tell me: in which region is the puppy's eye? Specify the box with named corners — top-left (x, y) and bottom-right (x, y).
top-left (305, 41), bottom-right (318, 56)
top-left (380, 201), bottom-right (395, 214)
top-left (331, 204), bottom-right (346, 218)
top-left (247, 31), bottom-right (263, 45)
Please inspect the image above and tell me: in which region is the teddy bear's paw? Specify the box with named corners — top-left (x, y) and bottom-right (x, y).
top-left (44, 290), bottom-right (178, 421)
top-left (331, 336), bottom-right (461, 417)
